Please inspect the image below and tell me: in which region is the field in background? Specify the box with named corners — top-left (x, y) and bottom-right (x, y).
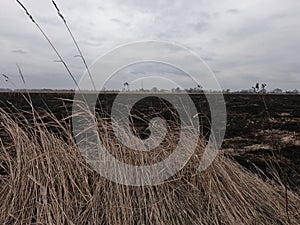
top-left (0, 92), bottom-right (299, 187)
top-left (1, 92), bottom-right (299, 185)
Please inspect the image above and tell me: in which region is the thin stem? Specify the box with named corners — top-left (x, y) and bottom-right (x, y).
top-left (51, 0), bottom-right (96, 91)
top-left (16, 0), bottom-right (80, 90)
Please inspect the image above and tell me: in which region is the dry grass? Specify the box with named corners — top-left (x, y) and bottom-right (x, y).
top-left (0, 108), bottom-right (299, 225)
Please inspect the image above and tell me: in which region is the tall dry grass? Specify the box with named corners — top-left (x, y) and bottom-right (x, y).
top-left (0, 108), bottom-right (299, 225)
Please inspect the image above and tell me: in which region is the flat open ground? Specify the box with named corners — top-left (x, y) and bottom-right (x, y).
top-left (0, 92), bottom-right (299, 188)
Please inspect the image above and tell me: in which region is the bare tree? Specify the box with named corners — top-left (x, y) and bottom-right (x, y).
top-left (252, 83), bottom-right (260, 93)
top-left (261, 83), bottom-right (267, 93)
top-left (124, 82), bottom-right (130, 91)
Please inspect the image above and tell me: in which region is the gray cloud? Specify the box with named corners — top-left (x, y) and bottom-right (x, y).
top-left (11, 49), bottom-right (28, 54)
top-left (226, 9), bottom-right (240, 14)
top-left (193, 22), bottom-right (209, 32)
top-left (111, 18), bottom-right (122, 23)
top-left (0, 0), bottom-right (299, 91)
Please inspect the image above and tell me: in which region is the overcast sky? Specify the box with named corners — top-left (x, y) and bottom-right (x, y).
top-left (0, 0), bottom-right (299, 91)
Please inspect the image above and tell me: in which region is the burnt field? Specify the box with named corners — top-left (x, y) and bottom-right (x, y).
top-left (0, 91), bottom-right (300, 224)
top-left (0, 92), bottom-right (299, 188)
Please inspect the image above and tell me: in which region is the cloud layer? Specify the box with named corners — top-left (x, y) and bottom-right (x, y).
top-left (0, 0), bottom-right (299, 91)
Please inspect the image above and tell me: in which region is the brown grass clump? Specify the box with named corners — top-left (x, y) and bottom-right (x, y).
top-left (0, 109), bottom-right (299, 225)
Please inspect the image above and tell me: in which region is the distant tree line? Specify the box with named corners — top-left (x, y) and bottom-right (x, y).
top-left (0, 84), bottom-right (299, 94)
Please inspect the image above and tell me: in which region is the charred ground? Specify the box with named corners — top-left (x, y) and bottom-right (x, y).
top-left (0, 92), bottom-right (299, 189)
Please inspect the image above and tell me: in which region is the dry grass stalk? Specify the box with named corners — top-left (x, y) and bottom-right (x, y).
top-left (15, 0), bottom-right (79, 89)
top-left (0, 108), bottom-right (299, 224)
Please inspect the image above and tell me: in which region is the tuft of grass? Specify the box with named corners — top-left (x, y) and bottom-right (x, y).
top-left (0, 107), bottom-right (299, 224)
